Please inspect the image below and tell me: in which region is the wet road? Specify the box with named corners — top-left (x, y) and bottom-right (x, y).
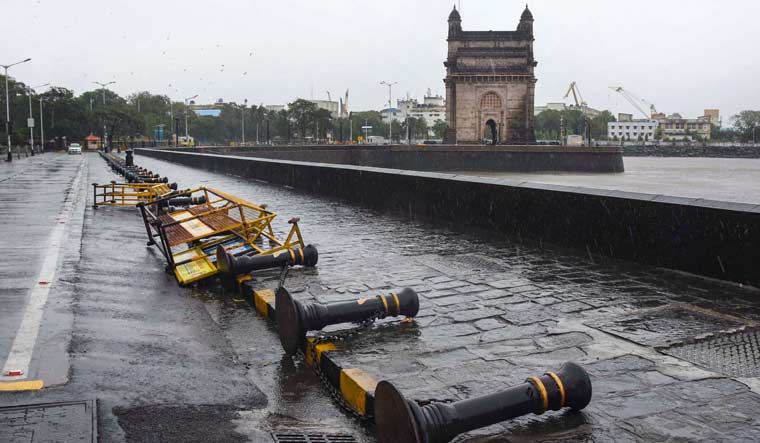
top-left (459, 157), bottom-right (760, 205)
top-left (2, 152), bottom-right (760, 442)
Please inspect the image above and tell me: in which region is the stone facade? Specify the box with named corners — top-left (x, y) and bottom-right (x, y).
top-left (444, 6), bottom-right (537, 144)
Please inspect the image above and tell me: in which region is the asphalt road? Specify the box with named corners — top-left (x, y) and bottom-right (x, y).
top-left (0, 154), bottom-right (272, 442)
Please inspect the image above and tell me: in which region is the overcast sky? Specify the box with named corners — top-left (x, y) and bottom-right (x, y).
top-left (4, 0), bottom-right (759, 121)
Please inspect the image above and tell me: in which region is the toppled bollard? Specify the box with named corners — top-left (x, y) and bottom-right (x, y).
top-left (275, 287), bottom-right (419, 354)
top-left (216, 244), bottom-right (318, 276)
top-left (374, 362), bottom-right (592, 443)
top-left (167, 195), bottom-right (207, 207)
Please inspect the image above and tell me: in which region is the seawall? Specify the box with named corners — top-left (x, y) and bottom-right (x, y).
top-left (136, 148), bottom-right (760, 288)
top-left (166, 144), bottom-right (625, 173)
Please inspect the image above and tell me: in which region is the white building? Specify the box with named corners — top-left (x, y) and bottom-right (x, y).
top-left (265, 104), bottom-right (286, 113)
top-left (607, 113), bottom-right (658, 140)
top-left (384, 92), bottom-right (446, 133)
top-left (307, 99), bottom-right (340, 118)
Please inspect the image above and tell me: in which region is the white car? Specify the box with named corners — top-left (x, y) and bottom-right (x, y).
top-left (68, 143), bottom-right (82, 155)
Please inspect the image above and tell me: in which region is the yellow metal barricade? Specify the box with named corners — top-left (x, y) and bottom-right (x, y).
top-left (138, 187), bottom-right (307, 285)
top-left (93, 182), bottom-right (177, 208)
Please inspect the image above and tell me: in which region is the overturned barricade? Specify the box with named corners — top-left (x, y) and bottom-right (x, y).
top-left (138, 187), bottom-right (309, 285)
top-left (92, 181), bottom-right (179, 208)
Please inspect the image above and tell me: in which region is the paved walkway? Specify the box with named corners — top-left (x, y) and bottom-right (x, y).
top-left (1, 152), bottom-right (759, 442)
top-left (139, 154), bottom-right (760, 442)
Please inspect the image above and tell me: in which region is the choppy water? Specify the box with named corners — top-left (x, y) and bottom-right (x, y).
top-left (461, 157), bottom-right (760, 205)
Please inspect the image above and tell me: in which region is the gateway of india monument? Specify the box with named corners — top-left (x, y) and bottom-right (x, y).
top-left (444, 5), bottom-right (537, 145)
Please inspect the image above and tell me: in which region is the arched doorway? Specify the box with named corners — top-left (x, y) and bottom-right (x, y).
top-left (480, 92), bottom-right (502, 145)
top-left (485, 119), bottom-right (498, 145)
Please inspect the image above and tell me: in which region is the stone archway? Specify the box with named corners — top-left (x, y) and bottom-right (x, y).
top-left (480, 92), bottom-right (503, 145)
top-left (484, 119), bottom-right (498, 145)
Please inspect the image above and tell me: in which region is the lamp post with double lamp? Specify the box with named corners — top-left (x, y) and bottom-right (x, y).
top-left (93, 81), bottom-right (115, 150)
top-left (380, 81), bottom-right (397, 143)
top-left (3, 58), bottom-right (32, 162)
top-left (26, 83), bottom-right (49, 156)
top-left (184, 94), bottom-right (198, 144)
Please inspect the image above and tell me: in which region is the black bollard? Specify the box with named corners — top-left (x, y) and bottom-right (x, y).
top-left (125, 150), bottom-right (134, 167)
top-left (276, 287), bottom-right (419, 355)
top-left (375, 362), bottom-right (592, 443)
top-left (166, 195), bottom-right (207, 207)
top-left (216, 244), bottom-right (318, 276)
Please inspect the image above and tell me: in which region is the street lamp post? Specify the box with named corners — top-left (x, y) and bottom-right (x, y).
top-left (3, 58), bottom-right (32, 162)
top-left (94, 81), bottom-right (115, 151)
top-left (241, 99), bottom-right (247, 145)
top-left (380, 81), bottom-right (397, 143)
top-left (93, 81), bottom-right (115, 105)
top-left (26, 83), bottom-right (49, 156)
top-left (184, 94), bottom-right (198, 143)
top-left (39, 97), bottom-right (45, 152)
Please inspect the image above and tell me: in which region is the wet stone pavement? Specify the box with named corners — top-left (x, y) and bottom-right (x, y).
top-left (1, 152), bottom-right (759, 442)
top-left (135, 154), bottom-right (760, 442)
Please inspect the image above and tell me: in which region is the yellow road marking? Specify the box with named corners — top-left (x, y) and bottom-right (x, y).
top-left (0, 380), bottom-right (44, 391)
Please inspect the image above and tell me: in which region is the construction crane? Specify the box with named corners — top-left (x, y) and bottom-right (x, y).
top-left (609, 86), bottom-right (658, 119)
top-left (326, 91), bottom-right (331, 102)
top-left (563, 81), bottom-right (587, 108)
top-left (563, 81), bottom-right (592, 146)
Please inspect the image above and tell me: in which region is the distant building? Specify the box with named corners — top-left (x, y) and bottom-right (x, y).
top-left (189, 98), bottom-right (225, 117)
top-left (608, 113), bottom-right (657, 140)
top-left (194, 109), bottom-right (221, 117)
top-left (394, 91), bottom-right (446, 130)
top-left (654, 112), bottom-right (713, 140)
top-left (307, 99), bottom-right (339, 118)
top-left (265, 104), bottom-right (286, 113)
top-left (535, 102), bottom-right (601, 117)
top-left (534, 103), bottom-right (567, 115)
top-left (380, 107), bottom-right (400, 124)
top-left (443, 5), bottom-right (537, 144)
top-left (703, 109), bottom-right (721, 128)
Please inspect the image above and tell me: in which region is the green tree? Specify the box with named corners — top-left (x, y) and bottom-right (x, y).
top-left (431, 119), bottom-right (448, 139)
top-left (287, 99), bottom-right (318, 141)
top-left (731, 110), bottom-right (760, 142)
top-left (590, 111), bottom-right (616, 139)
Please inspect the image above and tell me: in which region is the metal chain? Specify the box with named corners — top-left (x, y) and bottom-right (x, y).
top-left (276, 264), bottom-right (291, 291)
top-left (302, 310), bottom-right (384, 423)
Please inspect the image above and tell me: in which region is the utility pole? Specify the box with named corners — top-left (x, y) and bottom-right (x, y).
top-left (380, 81), bottom-right (397, 143)
top-left (3, 58), bottom-right (32, 162)
top-left (27, 83), bottom-right (49, 156)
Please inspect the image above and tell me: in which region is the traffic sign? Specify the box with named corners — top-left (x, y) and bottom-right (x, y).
top-left (27, 118), bottom-right (35, 128)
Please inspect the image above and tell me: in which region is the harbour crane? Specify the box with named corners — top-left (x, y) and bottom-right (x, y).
top-left (564, 81), bottom-right (587, 108)
top-left (563, 81), bottom-right (592, 146)
top-left (326, 91), bottom-right (331, 102)
top-left (609, 86), bottom-right (658, 119)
